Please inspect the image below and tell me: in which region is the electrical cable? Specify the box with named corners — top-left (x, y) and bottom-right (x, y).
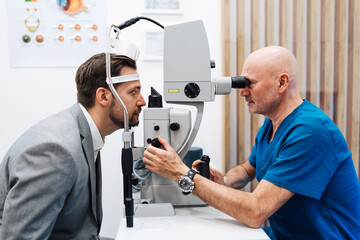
top-left (116, 16), bottom-right (164, 31)
top-left (132, 157), bottom-right (151, 191)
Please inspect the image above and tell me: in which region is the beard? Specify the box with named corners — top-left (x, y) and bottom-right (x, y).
top-left (109, 99), bottom-right (141, 129)
top-left (251, 93), bottom-right (281, 116)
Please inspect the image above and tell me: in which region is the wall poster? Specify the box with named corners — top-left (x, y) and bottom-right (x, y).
top-left (7, 0), bottom-right (107, 67)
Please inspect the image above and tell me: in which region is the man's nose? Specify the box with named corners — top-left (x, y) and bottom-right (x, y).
top-left (240, 88), bottom-right (249, 97)
top-left (138, 94), bottom-right (146, 107)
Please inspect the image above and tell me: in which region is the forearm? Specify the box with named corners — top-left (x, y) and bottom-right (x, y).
top-left (193, 176), bottom-right (294, 228)
top-left (224, 163), bottom-right (254, 189)
top-left (192, 174), bottom-right (263, 228)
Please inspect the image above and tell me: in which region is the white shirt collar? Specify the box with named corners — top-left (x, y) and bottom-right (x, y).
top-left (79, 104), bottom-right (104, 155)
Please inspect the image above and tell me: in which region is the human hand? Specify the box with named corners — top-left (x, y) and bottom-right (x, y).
top-left (143, 136), bottom-right (190, 182)
top-left (192, 160), bottom-right (225, 185)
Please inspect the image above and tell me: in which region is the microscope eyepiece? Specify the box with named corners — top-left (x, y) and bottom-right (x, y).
top-left (231, 76), bottom-right (247, 88)
top-left (214, 76), bottom-right (247, 95)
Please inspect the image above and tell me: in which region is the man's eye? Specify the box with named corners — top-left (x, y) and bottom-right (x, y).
top-left (130, 89), bottom-right (139, 95)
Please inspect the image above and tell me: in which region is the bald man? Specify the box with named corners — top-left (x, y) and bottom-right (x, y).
top-left (143, 46), bottom-right (360, 239)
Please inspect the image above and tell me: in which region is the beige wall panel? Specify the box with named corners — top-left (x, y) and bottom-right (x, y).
top-left (347, 0), bottom-right (360, 174)
top-left (237, 0), bottom-right (246, 166)
top-left (293, 0), bottom-right (304, 97)
top-left (250, 0), bottom-right (260, 190)
top-left (279, 0), bottom-right (289, 48)
top-left (355, 0), bottom-right (360, 177)
top-left (222, 0), bottom-right (231, 173)
top-left (320, 0), bottom-right (332, 116)
top-left (265, 0), bottom-right (274, 46)
top-left (346, 0), bottom-right (354, 148)
top-left (306, 0), bottom-right (318, 104)
top-left (333, 0), bottom-right (346, 134)
top-left (251, 0), bottom-right (260, 51)
top-left (251, 0), bottom-right (260, 148)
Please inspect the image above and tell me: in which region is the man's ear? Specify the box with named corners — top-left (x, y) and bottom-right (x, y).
top-left (278, 74), bottom-right (289, 93)
top-left (95, 87), bottom-right (112, 107)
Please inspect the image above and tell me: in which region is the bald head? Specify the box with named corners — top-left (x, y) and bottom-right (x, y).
top-left (247, 46), bottom-right (298, 72)
top-left (244, 46), bottom-right (298, 88)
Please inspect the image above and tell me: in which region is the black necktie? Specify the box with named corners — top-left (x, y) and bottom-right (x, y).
top-left (95, 152), bottom-right (103, 232)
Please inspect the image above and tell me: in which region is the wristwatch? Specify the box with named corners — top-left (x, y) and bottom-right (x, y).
top-left (178, 169), bottom-right (198, 195)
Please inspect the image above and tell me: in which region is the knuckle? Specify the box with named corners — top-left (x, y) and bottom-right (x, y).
top-left (158, 152), bottom-right (166, 159)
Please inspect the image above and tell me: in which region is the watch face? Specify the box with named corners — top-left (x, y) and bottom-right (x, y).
top-left (179, 178), bottom-right (191, 191)
top-left (178, 176), bottom-right (194, 193)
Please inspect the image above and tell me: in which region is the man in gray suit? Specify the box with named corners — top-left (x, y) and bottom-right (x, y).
top-left (0, 53), bottom-right (146, 239)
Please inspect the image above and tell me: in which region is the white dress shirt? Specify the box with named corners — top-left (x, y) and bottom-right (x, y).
top-left (79, 104), bottom-right (104, 161)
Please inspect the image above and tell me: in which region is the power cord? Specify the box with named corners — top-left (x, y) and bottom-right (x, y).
top-left (132, 157), bottom-right (151, 191)
top-left (117, 16), bottom-right (164, 31)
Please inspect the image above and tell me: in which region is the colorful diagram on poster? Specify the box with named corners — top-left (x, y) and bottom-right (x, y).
top-left (57, 0), bottom-right (88, 15)
top-left (7, 0), bottom-right (107, 67)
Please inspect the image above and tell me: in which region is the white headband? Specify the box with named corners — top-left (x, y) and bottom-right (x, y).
top-left (106, 74), bottom-right (140, 85)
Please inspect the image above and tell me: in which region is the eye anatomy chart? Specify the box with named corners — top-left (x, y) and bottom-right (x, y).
top-left (7, 0), bottom-right (107, 67)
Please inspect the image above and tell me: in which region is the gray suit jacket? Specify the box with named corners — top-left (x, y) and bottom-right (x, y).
top-left (0, 104), bottom-right (102, 240)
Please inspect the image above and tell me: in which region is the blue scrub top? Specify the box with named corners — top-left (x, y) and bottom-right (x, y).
top-left (249, 100), bottom-right (360, 239)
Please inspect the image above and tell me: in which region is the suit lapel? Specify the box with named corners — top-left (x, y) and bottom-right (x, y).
top-left (82, 135), bottom-right (98, 224)
top-left (70, 104), bottom-right (99, 226)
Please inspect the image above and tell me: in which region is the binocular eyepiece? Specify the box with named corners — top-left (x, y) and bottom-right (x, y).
top-left (214, 76), bottom-right (248, 95)
top-left (231, 76), bottom-right (248, 89)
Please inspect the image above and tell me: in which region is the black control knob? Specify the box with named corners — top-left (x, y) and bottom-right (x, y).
top-left (210, 60), bottom-right (216, 68)
top-left (147, 137), bottom-right (163, 148)
top-left (184, 83), bottom-right (200, 99)
top-left (170, 122), bottom-right (180, 131)
top-left (154, 125), bottom-right (160, 131)
top-left (198, 155), bottom-right (210, 179)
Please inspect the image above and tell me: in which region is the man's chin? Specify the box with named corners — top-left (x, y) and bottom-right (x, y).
top-left (129, 118), bottom-right (140, 128)
top-left (247, 108), bottom-right (257, 115)
top-left (130, 114), bottom-right (141, 126)
top-left (114, 120), bottom-right (139, 129)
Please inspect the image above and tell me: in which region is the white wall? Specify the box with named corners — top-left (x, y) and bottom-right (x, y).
top-left (0, 0), bottom-right (223, 238)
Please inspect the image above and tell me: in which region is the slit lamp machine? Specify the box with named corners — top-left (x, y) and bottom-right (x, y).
top-left (105, 17), bottom-right (247, 228)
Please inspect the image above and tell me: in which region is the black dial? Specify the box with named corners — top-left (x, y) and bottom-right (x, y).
top-left (179, 179), bottom-right (191, 191)
top-left (184, 83), bottom-right (200, 99)
top-left (170, 122), bottom-right (180, 131)
top-left (178, 175), bottom-right (194, 195)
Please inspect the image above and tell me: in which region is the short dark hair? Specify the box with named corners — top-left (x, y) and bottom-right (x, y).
top-left (75, 53), bottom-right (137, 108)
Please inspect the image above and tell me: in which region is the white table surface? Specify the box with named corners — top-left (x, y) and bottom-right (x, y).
top-left (115, 206), bottom-right (269, 240)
